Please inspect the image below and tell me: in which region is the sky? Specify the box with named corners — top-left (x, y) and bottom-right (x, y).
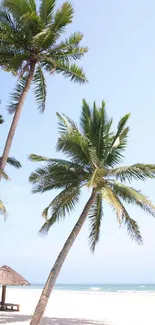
top-left (0, 0), bottom-right (155, 284)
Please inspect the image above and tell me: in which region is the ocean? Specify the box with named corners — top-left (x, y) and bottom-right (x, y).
top-left (17, 283), bottom-right (155, 293)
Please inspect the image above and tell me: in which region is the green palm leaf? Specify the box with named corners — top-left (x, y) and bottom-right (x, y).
top-left (20, 12), bottom-right (43, 34)
top-left (7, 73), bottom-right (28, 114)
top-left (110, 181), bottom-right (155, 217)
top-left (2, 0), bottom-right (34, 21)
top-left (6, 157), bottom-right (21, 168)
top-left (55, 61), bottom-right (87, 84)
top-left (39, 0), bottom-right (55, 26)
top-left (44, 59), bottom-right (87, 84)
top-left (102, 185), bottom-right (142, 243)
top-left (29, 154), bottom-right (52, 162)
top-left (51, 2), bottom-right (73, 34)
top-left (48, 32), bottom-right (88, 61)
top-left (29, 159), bottom-right (87, 192)
top-left (57, 130), bottom-right (89, 161)
top-left (0, 168), bottom-right (10, 180)
top-left (0, 115), bottom-right (4, 124)
top-left (102, 185), bottom-right (123, 224)
top-left (33, 65), bottom-right (46, 112)
top-left (114, 195), bottom-right (142, 244)
top-left (108, 164), bottom-right (155, 182)
top-left (40, 185), bottom-right (80, 233)
top-left (105, 114), bottom-right (130, 167)
top-left (0, 200), bottom-right (7, 219)
top-left (32, 27), bottom-right (57, 48)
top-left (49, 31), bottom-right (84, 51)
top-left (56, 112), bottom-right (78, 134)
top-left (113, 113), bottom-right (130, 147)
top-left (80, 99), bottom-right (91, 136)
top-left (89, 193), bottom-right (103, 251)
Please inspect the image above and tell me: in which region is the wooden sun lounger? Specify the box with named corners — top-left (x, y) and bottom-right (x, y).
top-left (0, 302), bottom-right (20, 311)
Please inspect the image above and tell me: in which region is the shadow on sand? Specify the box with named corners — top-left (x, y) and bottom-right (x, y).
top-left (0, 314), bottom-right (107, 324)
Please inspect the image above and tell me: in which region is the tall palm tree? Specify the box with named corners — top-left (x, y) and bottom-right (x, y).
top-left (0, 0), bottom-right (88, 175)
top-left (29, 100), bottom-right (155, 324)
top-left (0, 115), bottom-right (21, 218)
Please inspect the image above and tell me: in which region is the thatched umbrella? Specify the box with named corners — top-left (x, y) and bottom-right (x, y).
top-left (0, 265), bottom-right (29, 305)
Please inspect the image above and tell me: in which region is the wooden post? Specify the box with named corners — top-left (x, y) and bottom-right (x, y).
top-left (1, 285), bottom-right (6, 305)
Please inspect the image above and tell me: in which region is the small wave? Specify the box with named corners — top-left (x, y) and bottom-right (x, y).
top-left (138, 285), bottom-right (146, 288)
top-left (89, 287), bottom-right (101, 291)
top-left (117, 290), bottom-right (136, 293)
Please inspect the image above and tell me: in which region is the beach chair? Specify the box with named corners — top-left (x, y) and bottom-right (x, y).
top-left (0, 302), bottom-right (20, 311)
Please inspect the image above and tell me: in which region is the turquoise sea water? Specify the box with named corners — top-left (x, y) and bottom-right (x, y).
top-left (15, 283), bottom-right (155, 293)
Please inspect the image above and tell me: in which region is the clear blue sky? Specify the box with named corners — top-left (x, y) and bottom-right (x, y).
top-left (1, 0), bottom-right (155, 284)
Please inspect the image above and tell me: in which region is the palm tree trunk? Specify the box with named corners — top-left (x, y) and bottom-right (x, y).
top-left (30, 189), bottom-right (96, 325)
top-left (0, 64), bottom-right (35, 178)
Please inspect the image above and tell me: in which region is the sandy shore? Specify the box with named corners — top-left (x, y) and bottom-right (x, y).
top-left (0, 288), bottom-right (155, 325)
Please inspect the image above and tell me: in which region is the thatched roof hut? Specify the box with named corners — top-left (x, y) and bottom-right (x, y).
top-left (0, 265), bottom-right (29, 308)
top-left (0, 265), bottom-right (29, 286)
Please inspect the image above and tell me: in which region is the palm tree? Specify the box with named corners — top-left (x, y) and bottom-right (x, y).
top-left (29, 100), bottom-right (155, 324)
top-left (0, 0), bottom-right (88, 175)
top-left (0, 115), bottom-right (21, 218)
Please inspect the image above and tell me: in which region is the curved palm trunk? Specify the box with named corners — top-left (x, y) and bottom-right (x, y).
top-left (30, 189), bottom-right (96, 325)
top-left (0, 64), bottom-right (35, 178)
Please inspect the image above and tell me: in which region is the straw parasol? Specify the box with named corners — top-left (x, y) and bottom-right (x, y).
top-left (0, 265), bottom-right (29, 305)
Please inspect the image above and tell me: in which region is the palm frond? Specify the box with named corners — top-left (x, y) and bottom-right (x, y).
top-left (56, 112), bottom-right (78, 134)
top-left (52, 46), bottom-right (88, 62)
top-left (109, 181), bottom-right (155, 217)
top-left (114, 114), bottom-right (130, 146)
top-left (114, 194), bottom-right (142, 244)
top-left (49, 32), bottom-right (86, 57)
top-left (7, 73), bottom-right (28, 114)
top-left (92, 101), bottom-right (113, 160)
top-left (80, 99), bottom-right (91, 136)
top-left (102, 185), bottom-right (123, 224)
top-left (48, 32), bottom-right (88, 61)
top-left (29, 154), bottom-right (51, 162)
top-left (29, 159), bottom-right (87, 192)
top-left (29, 154), bottom-right (87, 176)
top-left (0, 115), bottom-right (4, 124)
top-left (88, 193), bottom-right (103, 251)
top-left (44, 59), bottom-right (87, 84)
top-left (28, 0), bottom-right (36, 12)
top-left (57, 130), bottom-right (92, 166)
top-left (55, 61), bottom-right (87, 84)
top-left (39, 0), bottom-right (55, 26)
top-left (33, 65), bottom-right (46, 112)
top-left (51, 1), bottom-right (74, 34)
top-left (2, 0), bottom-right (34, 21)
top-left (87, 168), bottom-right (105, 188)
top-left (20, 12), bottom-right (43, 34)
top-left (0, 169), bottom-right (10, 180)
top-left (40, 185), bottom-right (80, 234)
top-left (123, 215), bottom-right (142, 244)
top-left (4, 53), bottom-right (28, 73)
top-left (104, 148), bottom-right (124, 168)
top-left (105, 114), bottom-right (130, 167)
top-left (0, 8), bottom-right (15, 27)
top-left (6, 157), bottom-right (21, 168)
top-left (109, 164), bottom-right (155, 182)
top-left (0, 200), bottom-right (7, 219)
top-left (102, 185), bottom-right (142, 243)
top-left (32, 27), bottom-right (57, 48)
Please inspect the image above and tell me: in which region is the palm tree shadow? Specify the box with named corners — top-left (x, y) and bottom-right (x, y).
top-left (0, 314), bottom-right (107, 324)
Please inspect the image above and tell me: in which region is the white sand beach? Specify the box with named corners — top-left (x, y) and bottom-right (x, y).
top-left (0, 288), bottom-right (155, 325)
